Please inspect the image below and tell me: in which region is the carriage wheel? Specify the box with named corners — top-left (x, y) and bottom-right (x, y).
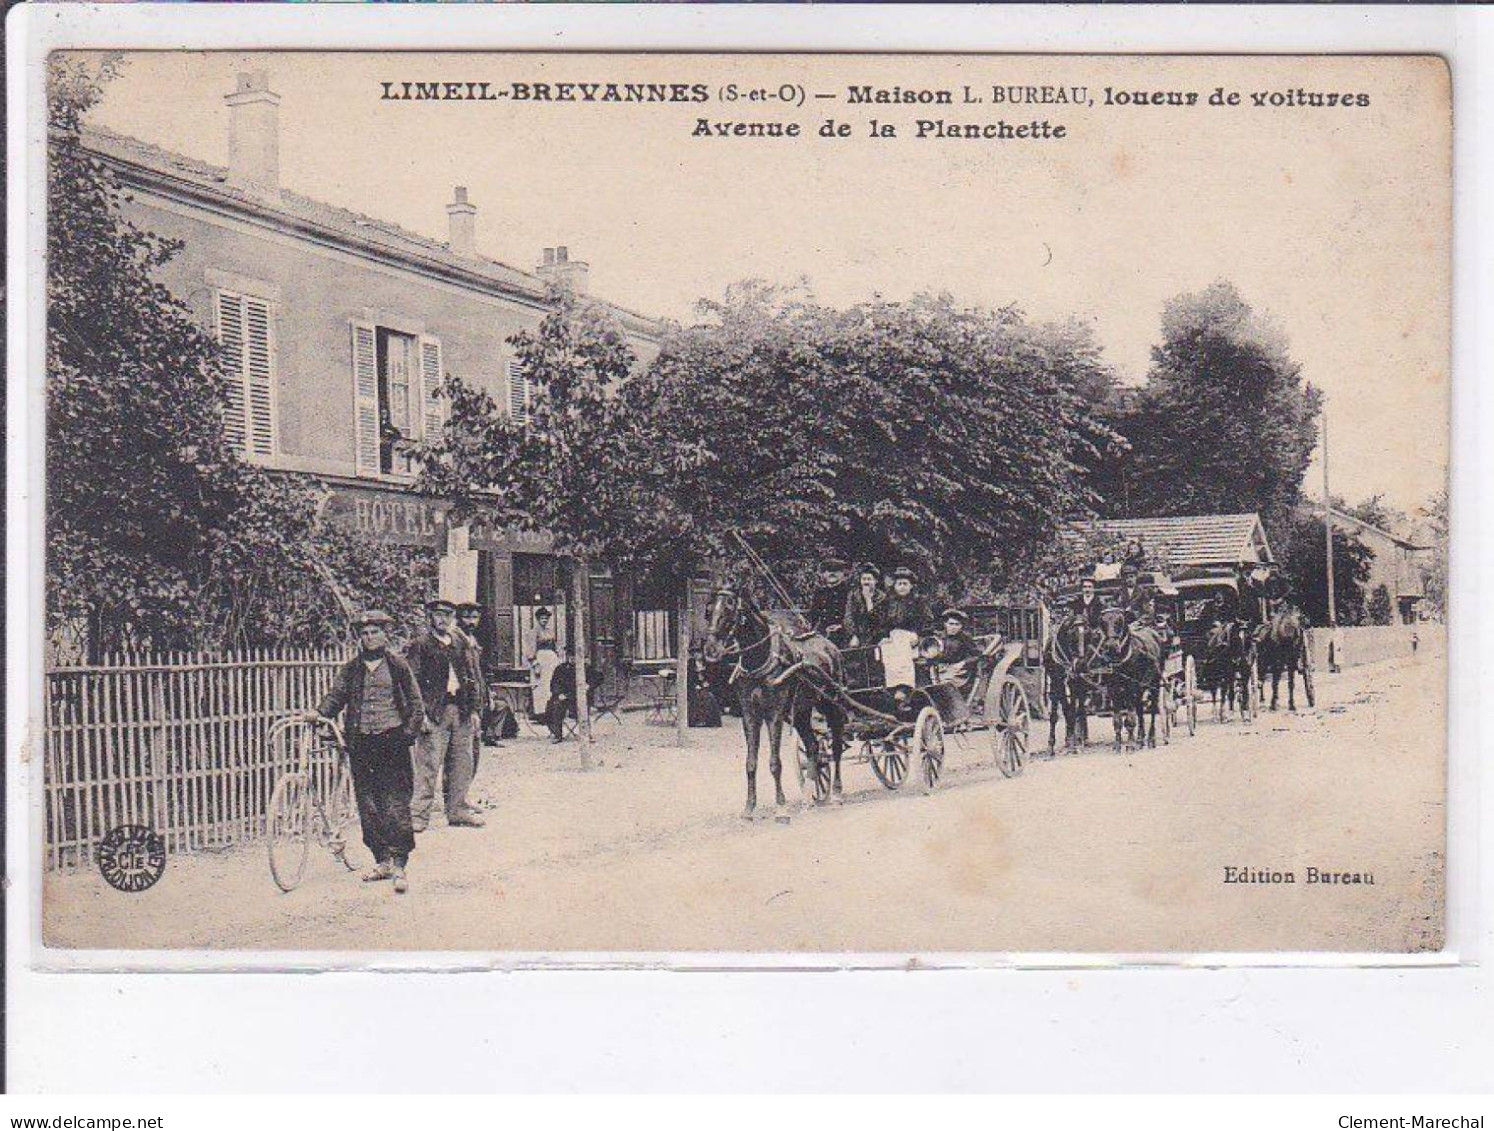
top-left (867, 739), bottom-right (908, 791)
top-left (911, 707), bottom-right (945, 791)
top-left (1184, 656), bottom-right (1199, 736)
top-left (267, 772), bottom-right (312, 893)
top-left (1242, 666), bottom-right (1260, 723)
top-left (1158, 682), bottom-right (1172, 746)
top-left (992, 676), bottom-right (1030, 779)
top-left (1301, 651), bottom-right (1316, 708)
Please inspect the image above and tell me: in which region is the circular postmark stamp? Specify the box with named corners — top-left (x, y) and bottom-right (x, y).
top-left (97, 824), bottom-right (167, 893)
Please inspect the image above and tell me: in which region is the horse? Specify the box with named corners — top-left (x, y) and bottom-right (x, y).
top-left (1094, 608), bottom-right (1164, 750)
top-left (1199, 621), bottom-right (1236, 722)
top-left (702, 585), bottom-right (846, 821)
top-left (1257, 605), bottom-right (1311, 711)
top-left (1043, 614), bottom-right (1096, 754)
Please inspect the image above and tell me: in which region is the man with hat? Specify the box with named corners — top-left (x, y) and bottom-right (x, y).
top-left (1117, 563), bottom-right (1149, 622)
top-left (881, 566), bottom-right (933, 638)
top-left (1068, 577), bottom-right (1105, 631)
top-left (309, 611), bottom-right (424, 894)
top-left (807, 558), bottom-right (853, 645)
top-left (932, 607), bottom-right (982, 699)
top-left (455, 601), bottom-right (493, 775)
top-left (405, 598), bottom-right (483, 831)
top-left (843, 563), bottom-right (885, 647)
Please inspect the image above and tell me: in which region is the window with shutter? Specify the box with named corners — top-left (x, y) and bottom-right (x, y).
top-left (216, 292), bottom-right (247, 450)
top-left (507, 358), bottom-right (532, 424)
top-left (351, 322), bottom-right (380, 476)
top-left (215, 289), bottom-right (277, 458)
top-left (419, 336), bottom-right (444, 440)
top-left (243, 296), bottom-right (275, 456)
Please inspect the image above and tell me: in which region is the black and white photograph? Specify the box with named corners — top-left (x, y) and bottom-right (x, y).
top-left (32, 49), bottom-right (1449, 955)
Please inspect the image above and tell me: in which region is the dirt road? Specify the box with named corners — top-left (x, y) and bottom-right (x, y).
top-left (43, 647), bottom-right (1445, 955)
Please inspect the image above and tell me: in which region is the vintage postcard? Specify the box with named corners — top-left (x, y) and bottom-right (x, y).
top-left (34, 50), bottom-right (1449, 957)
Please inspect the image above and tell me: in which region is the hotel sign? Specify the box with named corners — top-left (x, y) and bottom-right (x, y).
top-left (319, 483), bottom-right (555, 554)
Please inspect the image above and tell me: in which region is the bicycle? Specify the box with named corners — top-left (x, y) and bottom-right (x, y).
top-left (265, 715), bottom-right (358, 892)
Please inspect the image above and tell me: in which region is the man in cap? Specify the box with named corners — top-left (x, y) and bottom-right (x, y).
top-left (807, 558), bottom-right (852, 645)
top-left (881, 566), bottom-right (933, 638)
top-left (405, 598), bottom-right (483, 831)
top-left (309, 611), bottom-right (424, 894)
top-left (455, 602), bottom-right (493, 775)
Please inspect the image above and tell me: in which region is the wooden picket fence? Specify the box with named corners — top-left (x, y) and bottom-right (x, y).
top-left (42, 647), bottom-right (347, 872)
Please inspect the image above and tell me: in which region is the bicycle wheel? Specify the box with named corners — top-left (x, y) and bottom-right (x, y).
top-left (267, 771), bottom-right (312, 892)
top-left (320, 765), bottom-right (359, 872)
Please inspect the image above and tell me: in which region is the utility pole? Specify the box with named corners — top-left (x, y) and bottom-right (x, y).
top-left (1322, 409), bottom-right (1337, 629)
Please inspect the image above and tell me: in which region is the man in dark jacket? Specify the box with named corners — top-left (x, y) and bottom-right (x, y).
top-left (311, 611), bottom-right (424, 894)
top-left (806, 558), bottom-right (852, 645)
top-left (405, 598), bottom-right (483, 831)
top-left (1116, 565), bottom-right (1149, 622)
top-left (932, 608), bottom-right (982, 699)
top-left (455, 602), bottom-right (492, 773)
top-left (1068, 578), bottom-right (1105, 630)
top-left (881, 566), bottom-right (933, 638)
top-left (843, 564), bottom-right (885, 647)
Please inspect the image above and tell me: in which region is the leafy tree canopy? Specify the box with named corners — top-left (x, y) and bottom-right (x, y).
top-left (618, 284), bottom-right (1119, 602)
top-left (1102, 281), bottom-right (1321, 538)
top-left (417, 284), bottom-right (681, 630)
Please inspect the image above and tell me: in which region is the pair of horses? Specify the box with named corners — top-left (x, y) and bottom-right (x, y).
top-left (1199, 605), bottom-right (1314, 718)
top-left (702, 585), bottom-right (848, 822)
top-left (1257, 605), bottom-right (1314, 711)
top-left (1044, 608), bottom-right (1166, 753)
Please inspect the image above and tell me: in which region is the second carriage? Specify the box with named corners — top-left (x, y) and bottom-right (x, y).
top-left (1033, 576), bottom-right (1200, 744)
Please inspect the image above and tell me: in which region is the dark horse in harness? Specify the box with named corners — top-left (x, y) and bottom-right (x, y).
top-left (702, 585), bottom-right (847, 822)
top-left (1043, 614), bottom-right (1097, 753)
top-left (1257, 604), bottom-right (1313, 711)
top-left (1203, 619), bottom-right (1258, 721)
top-left (1095, 608), bottom-right (1164, 750)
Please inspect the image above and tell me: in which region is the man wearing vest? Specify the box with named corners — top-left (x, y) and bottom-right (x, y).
top-left (310, 610), bottom-right (425, 894)
top-left (406, 598), bottom-right (484, 831)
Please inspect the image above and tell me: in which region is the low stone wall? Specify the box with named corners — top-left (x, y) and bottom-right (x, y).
top-left (1307, 623), bottom-right (1440, 671)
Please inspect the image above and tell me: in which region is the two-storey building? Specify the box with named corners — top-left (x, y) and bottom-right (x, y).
top-left (85, 70), bottom-right (685, 672)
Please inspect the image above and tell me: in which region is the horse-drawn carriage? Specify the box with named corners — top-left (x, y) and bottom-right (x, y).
top-left (793, 621), bottom-right (1034, 801)
top-left (1170, 567), bottom-right (1261, 722)
top-left (1039, 572), bottom-right (1198, 750)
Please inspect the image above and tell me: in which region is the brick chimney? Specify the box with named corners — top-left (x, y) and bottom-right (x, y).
top-left (536, 245), bottom-right (590, 295)
top-left (225, 71), bottom-right (280, 194)
top-left (446, 186), bottom-right (477, 257)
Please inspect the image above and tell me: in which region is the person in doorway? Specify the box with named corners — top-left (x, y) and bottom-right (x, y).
top-left (405, 598), bottom-right (484, 831)
top-left (530, 634), bottom-right (563, 721)
top-left (309, 611), bottom-right (424, 894)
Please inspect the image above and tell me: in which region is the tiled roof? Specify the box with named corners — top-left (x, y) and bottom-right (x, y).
top-left (80, 125), bottom-right (660, 336)
top-left (1064, 513), bottom-right (1272, 567)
